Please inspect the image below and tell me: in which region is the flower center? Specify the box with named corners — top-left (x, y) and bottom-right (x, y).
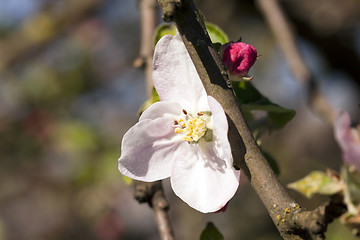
top-left (174, 109), bottom-right (212, 143)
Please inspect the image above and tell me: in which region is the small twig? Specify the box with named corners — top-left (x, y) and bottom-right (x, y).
top-left (255, 0), bottom-right (337, 124)
top-left (134, 181), bottom-right (175, 240)
top-left (134, 0), bottom-right (158, 96)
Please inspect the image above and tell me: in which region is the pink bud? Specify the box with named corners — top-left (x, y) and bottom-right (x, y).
top-left (221, 41), bottom-right (257, 80)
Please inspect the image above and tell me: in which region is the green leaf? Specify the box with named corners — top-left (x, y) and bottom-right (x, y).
top-left (241, 104), bottom-right (296, 129)
top-left (268, 111), bottom-right (296, 128)
top-left (232, 81), bottom-right (263, 104)
top-left (200, 222), bottom-right (224, 240)
top-left (232, 81), bottom-right (295, 130)
top-left (288, 171), bottom-right (344, 198)
top-left (205, 23), bottom-right (229, 45)
top-left (153, 24), bottom-right (176, 46)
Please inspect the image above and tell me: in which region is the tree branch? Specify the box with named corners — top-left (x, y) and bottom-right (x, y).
top-left (156, 0), bottom-right (312, 239)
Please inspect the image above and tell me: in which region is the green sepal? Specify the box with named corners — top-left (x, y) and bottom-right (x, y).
top-left (204, 129), bottom-right (213, 142)
top-left (287, 170), bottom-right (344, 198)
top-left (200, 222), bottom-right (224, 240)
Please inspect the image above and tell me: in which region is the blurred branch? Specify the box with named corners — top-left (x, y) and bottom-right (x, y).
top-left (133, 1), bottom-right (174, 240)
top-left (0, 0), bottom-right (105, 73)
top-left (133, 0), bottom-right (158, 96)
top-left (134, 181), bottom-right (174, 240)
top-left (255, 0), bottom-right (337, 124)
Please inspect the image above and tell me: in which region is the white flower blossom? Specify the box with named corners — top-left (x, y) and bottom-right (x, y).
top-left (118, 33), bottom-right (240, 213)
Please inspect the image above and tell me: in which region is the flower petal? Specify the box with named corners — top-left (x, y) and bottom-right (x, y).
top-left (334, 111), bottom-right (360, 171)
top-left (140, 101), bottom-right (183, 121)
top-left (170, 141), bottom-right (240, 213)
top-left (119, 117), bottom-right (185, 181)
top-left (207, 96), bottom-right (233, 163)
top-left (152, 33), bottom-right (209, 113)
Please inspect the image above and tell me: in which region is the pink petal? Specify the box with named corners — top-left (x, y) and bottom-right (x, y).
top-left (152, 33), bottom-right (209, 114)
top-left (334, 111), bottom-right (360, 171)
top-left (170, 142), bottom-right (240, 213)
top-left (119, 117), bottom-right (185, 181)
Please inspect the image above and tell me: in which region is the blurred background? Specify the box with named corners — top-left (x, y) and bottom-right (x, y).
top-left (0, 0), bottom-right (359, 239)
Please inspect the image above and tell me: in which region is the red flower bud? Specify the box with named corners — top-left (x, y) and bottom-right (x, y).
top-left (220, 41), bottom-right (257, 80)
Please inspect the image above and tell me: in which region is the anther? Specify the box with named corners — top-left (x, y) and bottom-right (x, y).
top-left (182, 109), bottom-right (188, 115)
top-left (197, 112), bottom-right (203, 116)
top-left (175, 128), bottom-right (183, 134)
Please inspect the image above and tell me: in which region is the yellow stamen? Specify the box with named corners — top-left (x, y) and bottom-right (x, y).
top-left (175, 128), bottom-right (183, 134)
top-left (182, 136), bottom-right (193, 142)
top-left (174, 110), bottom-right (212, 143)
